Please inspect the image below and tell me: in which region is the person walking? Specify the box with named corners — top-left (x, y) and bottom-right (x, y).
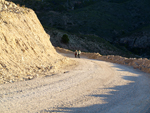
top-left (75, 50), bottom-right (77, 58)
top-left (78, 50), bottom-right (81, 58)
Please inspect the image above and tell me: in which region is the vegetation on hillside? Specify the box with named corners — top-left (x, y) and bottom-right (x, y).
top-left (44, 26), bottom-right (134, 57)
top-left (61, 34), bottom-right (69, 44)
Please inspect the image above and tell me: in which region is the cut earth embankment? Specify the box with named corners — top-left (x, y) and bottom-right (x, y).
top-left (0, 0), bottom-right (75, 84)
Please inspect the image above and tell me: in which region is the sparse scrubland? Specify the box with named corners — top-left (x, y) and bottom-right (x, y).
top-left (11, 0), bottom-right (150, 57)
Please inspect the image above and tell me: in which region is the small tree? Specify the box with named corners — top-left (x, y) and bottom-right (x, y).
top-left (61, 34), bottom-right (69, 44)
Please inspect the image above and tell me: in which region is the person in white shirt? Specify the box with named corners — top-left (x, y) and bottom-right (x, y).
top-left (78, 50), bottom-right (81, 58)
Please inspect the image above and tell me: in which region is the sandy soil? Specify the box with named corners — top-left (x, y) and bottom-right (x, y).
top-left (0, 53), bottom-right (150, 113)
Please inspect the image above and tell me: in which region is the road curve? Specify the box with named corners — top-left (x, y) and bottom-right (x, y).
top-left (0, 56), bottom-right (150, 113)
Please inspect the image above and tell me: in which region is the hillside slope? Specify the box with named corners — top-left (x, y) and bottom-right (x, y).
top-left (11, 0), bottom-right (150, 57)
top-left (35, 0), bottom-right (150, 40)
top-left (46, 28), bottom-right (133, 57)
top-left (0, 0), bottom-right (74, 84)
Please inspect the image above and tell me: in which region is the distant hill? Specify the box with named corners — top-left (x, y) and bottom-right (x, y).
top-left (11, 0), bottom-right (150, 57)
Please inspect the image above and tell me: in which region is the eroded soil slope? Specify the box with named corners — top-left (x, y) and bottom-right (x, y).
top-left (0, 0), bottom-right (75, 84)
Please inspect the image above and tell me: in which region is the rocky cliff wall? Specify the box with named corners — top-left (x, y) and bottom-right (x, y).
top-left (118, 31), bottom-right (150, 57)
top-left (119, 31), bottom-right (150, 49)
top-left (0, 0), bottom-right (73, 84)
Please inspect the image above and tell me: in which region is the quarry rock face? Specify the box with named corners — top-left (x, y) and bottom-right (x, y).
top-left (0, 0), bottom-right (71, 84)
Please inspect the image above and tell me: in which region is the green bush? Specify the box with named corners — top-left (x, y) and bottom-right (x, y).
top-left (61, 34), bottom-right (69, 44)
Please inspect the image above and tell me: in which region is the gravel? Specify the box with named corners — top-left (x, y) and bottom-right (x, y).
top-left (0, 55), bottom-right (150, 113)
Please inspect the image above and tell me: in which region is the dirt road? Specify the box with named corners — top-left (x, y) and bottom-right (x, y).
top-left (0, 54), bottom-right (150, 113)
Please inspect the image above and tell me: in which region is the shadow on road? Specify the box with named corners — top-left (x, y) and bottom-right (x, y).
top-left (40, 58), bottom-right (150, 113)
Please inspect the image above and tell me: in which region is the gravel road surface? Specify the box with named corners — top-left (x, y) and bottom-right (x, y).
top-left (0, 55), bottom-right (150, 113)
